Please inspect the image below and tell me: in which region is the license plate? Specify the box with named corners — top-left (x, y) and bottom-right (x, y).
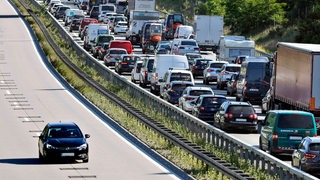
top-left (289, 136), bottom-right (302, 140)
top-left (236, 118), bottom-right (247, 122)
top-left (249, 89), bottom-right (259, 92)
top-left (61, 153), bottom-right (75, 157)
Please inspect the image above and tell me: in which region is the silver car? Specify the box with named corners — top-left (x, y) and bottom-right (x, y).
top-left (216, 64), bottom-right (241, 90)
top-left (103, 48), bottom-right (128, 67)
top-left (171, 39), bottom-right (200, 55)
top-left (203, 61), bottom-right (228, 85)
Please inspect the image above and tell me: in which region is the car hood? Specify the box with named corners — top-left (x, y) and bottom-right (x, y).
top-left (47, 138), bottom-right (86, 147)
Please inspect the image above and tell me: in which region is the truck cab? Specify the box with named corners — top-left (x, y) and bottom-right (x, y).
top-left (164, 13), bottom-right (184, 40)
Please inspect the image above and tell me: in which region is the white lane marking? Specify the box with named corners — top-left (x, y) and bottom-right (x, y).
top-left (0, 80), bottom-right (4, 84)
top-left (24, 117), bottom-right (30, 122)
top-left (6, 90), bottom-right (11, 94)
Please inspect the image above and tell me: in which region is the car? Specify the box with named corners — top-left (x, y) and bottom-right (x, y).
top-left (261, 89), bottom-right (272, 114)
top-left (226, 73), bottom-right (240, 96)
top-left (214, 101), bottom-right (258, 133)
top-left (91, 34), bottom-right (115, 58)
top-left (103, 48), bottom-right (128, 66)
top-left (69, 18), bottom-right (82, 32)
top-left (192, 95), bottom-right (227, 124)
top-left (53, 6), bottom-right (70, 19)
top-left (89, 6), bottom-right (99, 19)
top-left (178, 86), bottom-right (214, 112)
top-left (97, 43), bottom-right (109, 60)
top-left (139, 56), bottom-right (154, 88)
top-left (154, 41), bottom-right (171, 54)
top-left (78, 18), bottom-right (98, 35)
top-left (292, 137), bottom-right (320, 172)
top-left (191, 58), bottom-right (213, 78)
top-left (131, 60), bottom-right (143, 83)
top-left (113, 21), bottom-right (128, 34)
top-left (233, 55), bottom-right (249, 64)
top-left (163, 81), bottom-right (194, 105)
top-left (49, 3), bottom-right (63, 14)
top-left (185, 53), bottom-right (202, 68)
top-left (171, 39), bottom-right (200, 55)
top-left (259, 110), bottom-right (317, 155)
top-left (38, 122), bottom-right (90, 163)
top-left (203, 61), bottom-right (228, 85)
top-left (115, 54), bottom-right (141, 74)
top-left (200, 51), bottom-right (216, 61)
top-left (159, 69), bottom-right (195, 98)
top-left (109, 16), bottom-right (127, 32)
top-left (216, 63), bottom-right (241, 90)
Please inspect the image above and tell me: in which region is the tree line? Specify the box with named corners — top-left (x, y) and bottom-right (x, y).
top-left (157, 0), bottom-right (320, 43)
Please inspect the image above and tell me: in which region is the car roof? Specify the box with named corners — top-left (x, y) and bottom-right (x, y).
top-left (170, 81), bottom-right (194, 85)
top-left (224, 101), bottom-right (251, 106)
top-left (121, 54), bottom-right (140, 58)
top-left (47, 122), bottom-right (78, 128)
top-left (194, 58), bottom-right (213, 61)
top-left (268, 110), bottom-right (314, 115)
top-left (225, 64), bottom-right (241, 67)
top-left (209, 61), bottom-right (228, 64)
top-left (199, 94), bottom-right (226, 98)
top-left (109, 48), bottom-right (127, 51)
top-left (167, 69), bottom-right (192, 73)
top-left (186, 86), bottom-right (213, 91)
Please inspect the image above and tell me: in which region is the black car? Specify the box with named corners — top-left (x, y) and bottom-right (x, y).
top-left (69, 19), bottom-right (82, 32)
top-left (191, 58), bottom-right (212, 78)
top-left (54, 6), bottom-right (70, 19)
top-left (115, 55), bottom-right (141, 74)
top-left (214, 101), bottom-right (258, 133)
top-left (89, 6), bottom-right (99, 19)
top-left (192, 95), bottom-right (227, 124)
top-left (162, 81), bottom-right (194, 105)
top-left (38, 122), bottom-right (90, 163)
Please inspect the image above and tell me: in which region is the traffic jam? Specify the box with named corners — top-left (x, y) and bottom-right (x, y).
top-left (45, 0), bottom-right (320, 175)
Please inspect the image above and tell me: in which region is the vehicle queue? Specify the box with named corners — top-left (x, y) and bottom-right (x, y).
top-left (43, 0), bottom-right (320, 175)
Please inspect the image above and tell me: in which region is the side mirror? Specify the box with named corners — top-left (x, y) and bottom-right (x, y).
top-left (85, 134), bottom-right (90, 138)
top-left (39, 134), bottom-right (44, 139)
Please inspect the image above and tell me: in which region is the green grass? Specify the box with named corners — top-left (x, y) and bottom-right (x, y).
top-left (13, 1), bottom-right (279, 179)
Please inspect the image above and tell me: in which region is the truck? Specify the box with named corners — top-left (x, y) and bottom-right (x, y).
top-left (217, 35), bottom-right (255, 63)
top-left (268, 42), bottom-right (320, 119)
top-left (193, 15), bottom-right (223, 52)
top-left (125, 0), bottom-right (156, 18)
top-left (126, 10), bottom-right (160, 45)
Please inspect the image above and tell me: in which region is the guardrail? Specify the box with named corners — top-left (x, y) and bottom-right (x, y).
top-left (28, 1), bottom-right (317, 179)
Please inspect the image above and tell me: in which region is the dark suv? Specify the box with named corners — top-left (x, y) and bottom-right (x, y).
top-left (214, 101), bottom-right (258, 133)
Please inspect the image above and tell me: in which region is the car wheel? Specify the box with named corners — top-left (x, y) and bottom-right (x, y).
top-left (259, 137), bottom-right (263, 151)
top-left (83, 156), bottom-right (89, 163)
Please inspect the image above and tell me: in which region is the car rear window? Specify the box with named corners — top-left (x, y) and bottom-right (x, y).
top-left (195, 60), bottom-right (210, 66)
top-left (226, 66), bottom-right (240, 72)
top-left (210, 63), bottom-right (225, 68)
top-left (228, 105), bottom-right (254, 114)
top-left (203, 97), bottom-right (227, 105)
top-left (170, 73), bottom-right (192, 81)
top-left (277, 114), bottom-right (314, 129)
top-left (309, 143), bottom-right (320, 151)
top-left (181, 41), bottom-right (196, 46)
top-left (110, 50), bottom-right (127, 54)
top-left (190, 90), bottom-right (212, 96)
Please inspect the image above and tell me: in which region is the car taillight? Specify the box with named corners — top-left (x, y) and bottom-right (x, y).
top-left (166, 84), bottom-right (169, 88)
top-left (155, 73), bottom-right (158, 80)
top-left (207, 69), bottom-right (214, 72)
top-left (169, 89), bottom-right (175, 93)
top-left (121, 62), bottom-right (127, 65)
top-left (222, 71), bottom-right (229, 75)
top-left (194, 47), bottom-right (200, 51)
top-left (305, 153), bottom-right (317, 159)
top-left (185, 97), bottom-right (193, 101)
top-left (249, 114), bottom-right (258, 120)
top-left (95, 47), bottom-right (100, 50)
top-left (272, 133), bottom-right (278, 141)
top-left (224, 113), bottom-right (233, 119)
top-left (233, 82), bottom-right (237, 87)
top-left (145, 71), bottom-right (148, 76)
top-left (199, 106), bottom-right (205, 110)
top-left (243, 82), bottom-right (247, 93)
top-left (109, 55), bottom-right (113, 58)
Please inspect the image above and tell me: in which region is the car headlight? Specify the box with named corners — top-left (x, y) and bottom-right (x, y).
top-left (78, 144), bottom-right (88, 150)
top-left (46, 143), bottom-right (56, 150)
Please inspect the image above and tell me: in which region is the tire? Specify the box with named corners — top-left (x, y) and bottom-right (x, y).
top-left (259, 137), bottom-right (263, 150)
top-left (83, 156), bottom-right (89, 163)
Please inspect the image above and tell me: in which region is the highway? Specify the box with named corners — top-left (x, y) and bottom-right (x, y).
top-left (0, 0), bottom-right (189, 179)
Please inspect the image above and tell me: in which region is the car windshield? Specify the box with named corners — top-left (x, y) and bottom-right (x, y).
top-left (195, 60), bottom-right (210, 66)
top-left (203, 97), bottom-right (227, 106)
top-left (277, 114), bottom-right (314, 129)
top-left (189, 90), bottom-right (212, 96)
top-left (170, 73), bottom-right (192, 81)
top-left (48, 127), bottom-right (82, 138)
top-left (309, 143), bottom-right (320, 151)
top-left (225, 66), bottom-right (240, 72)
top-left (210, 63), bottom-right (225, 68)
top-left (228, 105), bottom-right (254, 114)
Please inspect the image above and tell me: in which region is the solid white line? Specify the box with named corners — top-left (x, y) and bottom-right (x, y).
top-left (5, 90), bottom-right (11, 94)
top-left (24, 117), bottom-right (30, 122)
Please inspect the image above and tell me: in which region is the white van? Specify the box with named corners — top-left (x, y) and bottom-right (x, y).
top-left (150, 55), bottom-right (189, 95)
top-left (174, 25), bottom-right (194, 39)
top-left (64, 9), bottom-right (84, 26)
top-left (83, 24), bottom-right (110, 51)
